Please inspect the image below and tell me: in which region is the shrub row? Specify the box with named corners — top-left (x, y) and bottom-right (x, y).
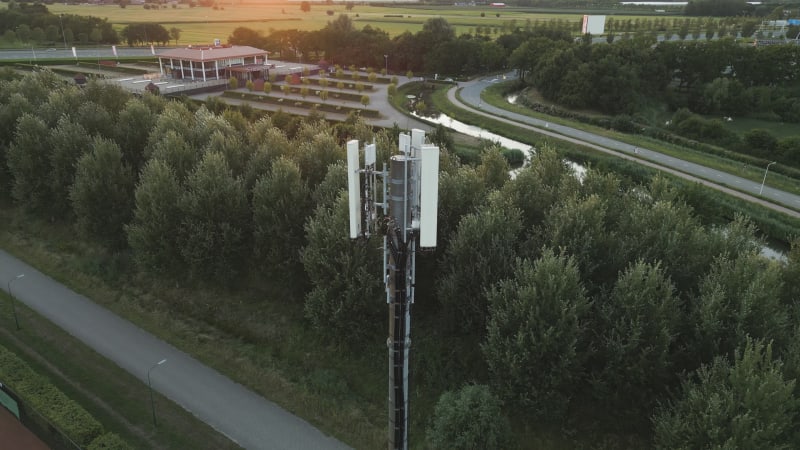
top-left (281, 77), bottom-right (375, 92)
top-left (75, 62), bottom-right (150, 75)
top-left (0, 344), bottom-right (130, 449)
top-left (268, 85), bottom-right (367, 103)
top-left (221, 91), bottom-right (380, 118)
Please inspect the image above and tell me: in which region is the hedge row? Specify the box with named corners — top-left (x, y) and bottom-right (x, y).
top-left (87, 432), bottom-right (132, 450)
top-left (275, 77), bottom-right (375, 92)
top-left (0, 344), bottom-right (131, 449)
top-left (75, 62), bottom-right (150, 75)
top-left (265, 85), bottom-right (368, 103)
top-left (222, 91), bottom-right (381, 118)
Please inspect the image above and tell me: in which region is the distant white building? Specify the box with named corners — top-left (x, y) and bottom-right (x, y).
top-left (157, 45), bottom-right (270, 82)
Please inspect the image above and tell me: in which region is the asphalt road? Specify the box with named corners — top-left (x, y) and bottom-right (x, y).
top-left (455, 73), bottom-right (800, 218)
top-left (0, 250), bottom-right (350, 450)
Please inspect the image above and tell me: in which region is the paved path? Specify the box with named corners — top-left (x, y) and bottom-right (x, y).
top-left (453, 73), bottom-right (800, 217)
top-left (0, 250), bottom-right (349, 450)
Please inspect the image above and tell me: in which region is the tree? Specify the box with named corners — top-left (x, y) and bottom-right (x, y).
top-left (482, 250), bottom-right (589, 418)
top-left (252, 157), bottom-right (312, 276)
top-left (477, 145), bottom-right (510, 190)
top-left (653, 339), bottom-right (799, 449)
top-left (263, 81), bottom-right (272, 94)
top-left (149, 130), bottom-right (199, 181)
top-left (289, 124), bottom-right (344, 188)
top-left (126, 159), bottom-right (183, 274)
top-left (116, 98), bottom-right (157, 172)
top-left (6, 114), bottom-right (53, 213)
top-left (302, 193), bottom-right (383, 342)
top-left (591, 261), bottom-right (682, 412)
top-left (70, 137), bottom-right (135, 248)
top-left (178, 152), bottom-right (250, 284)
top-left (300, 1), bottom-right (310, 12)
top-left (169, 27), bottom-right (181, 45)
top-left (229, 77), bottom-right (238, 89)
top-left (426, 385), bottom-right (513, 450)
top-left (48, 117), bottom-right (91, 218)
top-left (540, 194), bottom-right (621, 290)
top-left (689, 252), bottom-right (789, 364)
top-left (437, 195), bottom-right (521, 336)
top-left (360, 94), bottom-right (370, 108)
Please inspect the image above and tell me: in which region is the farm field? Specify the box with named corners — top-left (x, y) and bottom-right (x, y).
top-left (42, 2), bottom-right (679, 43)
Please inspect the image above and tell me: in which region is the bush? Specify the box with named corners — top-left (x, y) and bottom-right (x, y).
top-left (501, 148), bottom-right (525, 168)
top-left (426, 385), bottom-right (513, 450)
top-left (88, 432), bottom-right (133, 450)
top-left (653, 339), bottom-right (799, 449)
top-left (0, 345), bottom-right (104, 447)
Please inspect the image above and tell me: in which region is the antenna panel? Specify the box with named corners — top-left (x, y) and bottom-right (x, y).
top-left (346, 140), bottom-right (361, 239)
top-left (365, 143), bottom-right (376, 167)
top-left (419, 145), bottom-right (439, 248)
top-left (410, 129), bottom-right (425, 156)
top-left (398, 133), bottom-right (410, 155)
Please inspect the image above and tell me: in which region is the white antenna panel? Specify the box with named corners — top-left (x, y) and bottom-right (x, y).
top-left (365, 143), bottom-right (376, 166)
top-left (411, 129), bottom-right (425, 155)
top-left (399, 133), bottom-right (410, 155)
top-left (346, 140), bottom-right (361, 239)
top-left (419, 145), bottom-right (439, 248)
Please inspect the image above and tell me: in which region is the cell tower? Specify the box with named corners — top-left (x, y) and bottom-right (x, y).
top-left (347, 130), bottom-right (440, 450)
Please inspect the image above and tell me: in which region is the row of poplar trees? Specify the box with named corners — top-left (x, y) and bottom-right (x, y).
top-left (2, 70), bottom-right (800, 448)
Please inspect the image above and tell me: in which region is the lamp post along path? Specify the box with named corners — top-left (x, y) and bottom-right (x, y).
top-left (760, 161), bottom-right (776, 195)
top-left (7, 274), bottom-right (24, 330)
top-left (347, 130), bottom-right (439, 450)
top-left (148, 359), bottom-right (167, 427)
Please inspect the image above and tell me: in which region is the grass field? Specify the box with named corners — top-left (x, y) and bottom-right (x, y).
top-left (0, 291), bottom-right (241, 450)
top-left (42, 3), bottom-right (677, 43)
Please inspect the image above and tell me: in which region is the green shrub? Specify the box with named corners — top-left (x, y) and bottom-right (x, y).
top-left (88, 432), bottom-right (133, 450)
top-left (427, 385), bottom-right (513, 450)
top-left (0, 344), bottom-right (104, 447)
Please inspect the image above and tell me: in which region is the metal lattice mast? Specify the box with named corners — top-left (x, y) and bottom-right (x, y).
top-left (347, 130), bottom-right (439, 450)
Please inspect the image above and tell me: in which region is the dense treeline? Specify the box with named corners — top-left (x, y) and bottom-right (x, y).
top-left (509, 35), bottom-right (800, 116)
top-left (2, 70), bottom-right (800, 447)
top-left (229, 16), bottom-right (509, 77)
top-left (0, 1), bottom-right (118, 45)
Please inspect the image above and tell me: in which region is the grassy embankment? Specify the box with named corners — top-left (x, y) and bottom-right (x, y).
top-left (400, 81), bottom-right (800, 247)
top-left (0, 201), bottom-right (390, 449)
top-left (0, 289), bottom-right (240, 450)
top-left (478, 82), bottom-right (800, 198)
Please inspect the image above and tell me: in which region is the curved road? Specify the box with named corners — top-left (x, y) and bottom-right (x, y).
top-left (454, 73), bottom-right (800, 218)
top-left (0, 250), bottom-right (349, 450)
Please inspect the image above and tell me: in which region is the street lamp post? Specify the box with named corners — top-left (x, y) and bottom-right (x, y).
top-left (58, 14), bottom-right (67, 50)
top-left (7, 274), bottom-right (24, 330)
top-left (759, 161), bottom-right (776, 195)
top-left (384, 54), bottom-right (388, 74)
top-left (147, 359), bottom-right (167, 427)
